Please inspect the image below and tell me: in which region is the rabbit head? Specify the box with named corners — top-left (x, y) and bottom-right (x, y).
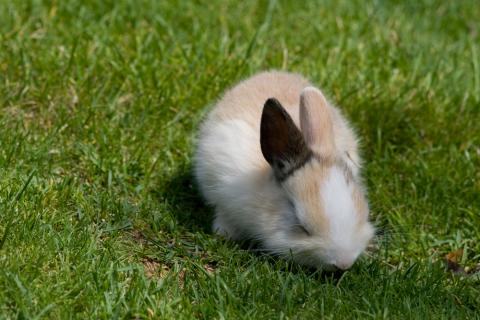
top-left (260, 87), bottom-right (374, 270)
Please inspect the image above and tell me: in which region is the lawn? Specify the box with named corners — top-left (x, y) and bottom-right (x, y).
top-left (1, 0), bottom-right (479, 318)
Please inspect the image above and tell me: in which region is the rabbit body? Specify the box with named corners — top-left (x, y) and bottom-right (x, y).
top-left (194, 71), bottom-right (374, 270)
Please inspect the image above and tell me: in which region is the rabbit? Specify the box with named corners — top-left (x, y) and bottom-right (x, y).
top-left (194, 71), bottom-right (374, 270)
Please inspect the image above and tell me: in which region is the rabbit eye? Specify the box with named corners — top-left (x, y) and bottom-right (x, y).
top-left (345, 151), bottom-right (358, 167)
top-left (287, 200), bottom-right (311, 236)
top-left (290, 223), bottom-right (311, 236)
top-left (297, 225), bottom-right (311, 236)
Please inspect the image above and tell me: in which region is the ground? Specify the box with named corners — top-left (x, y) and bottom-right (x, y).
top-left (0, 0), bottom-right (479, 318)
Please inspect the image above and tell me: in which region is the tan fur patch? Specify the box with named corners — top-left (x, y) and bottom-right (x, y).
top-left (285, 159), bottom-right (329, 233)
top-left (285, 157), bottom-right (367, 234)
top-left (210, 71), bottom-right (310, 129)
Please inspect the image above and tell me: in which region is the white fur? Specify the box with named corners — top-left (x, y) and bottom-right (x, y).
top-left (321, 167), bottom-right (359, 268)
top-left (321, 167), bottom-right (356, 244)
top-left (195, 118), bottom-right (283, 241)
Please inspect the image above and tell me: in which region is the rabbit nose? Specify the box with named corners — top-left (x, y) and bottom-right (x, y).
top-left (334, 260), bottom-right (354, 270)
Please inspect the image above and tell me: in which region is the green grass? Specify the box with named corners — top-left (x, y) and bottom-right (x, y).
top-left (1, 0), bottom-right (479, 318)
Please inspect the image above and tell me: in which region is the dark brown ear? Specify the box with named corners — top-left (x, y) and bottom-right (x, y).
top-left (260, 98), bottom-right (312, 181)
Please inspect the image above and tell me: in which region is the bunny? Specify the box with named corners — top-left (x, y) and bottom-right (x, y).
top-left (194, 71), bottom-right (374, 270)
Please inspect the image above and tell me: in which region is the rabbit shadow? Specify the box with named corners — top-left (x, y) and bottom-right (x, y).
top-left (161, 166), bottom-right (212, 233)
top-left (244, 244), bottom-right (350, 281)
top-left (160, 166), bottom-right (369, 282)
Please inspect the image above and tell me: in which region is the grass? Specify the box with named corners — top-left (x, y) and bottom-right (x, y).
top-left (1, 0), bottom-right (479, 318)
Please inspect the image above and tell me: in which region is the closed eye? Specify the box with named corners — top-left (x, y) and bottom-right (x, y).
top-left (297, 224), bottom-right (311, 236)
top-left (290, 224), bottom-right (311, 236)
top-left (345, 151), bottom-right (359, 168)
top-left (287, 199), bottom-right (311, 236)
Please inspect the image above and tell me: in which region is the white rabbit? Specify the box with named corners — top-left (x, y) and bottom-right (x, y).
top-left (194, 71), bottom-right (374, 270)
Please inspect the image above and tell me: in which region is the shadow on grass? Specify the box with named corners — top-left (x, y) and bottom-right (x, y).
top-left (161, 166), bottom-right (212, 233)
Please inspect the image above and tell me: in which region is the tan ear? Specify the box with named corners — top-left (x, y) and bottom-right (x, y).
top-left (260, 98), bottom-right (312, 181)
top-left (299, 87), bottom-right (335, 156)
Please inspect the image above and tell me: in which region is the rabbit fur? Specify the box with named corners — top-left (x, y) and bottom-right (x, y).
top-left (194, 71), bottom-right (374, 270)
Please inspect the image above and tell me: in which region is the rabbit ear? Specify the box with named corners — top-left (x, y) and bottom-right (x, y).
top-left (261, 98), bottom-right (312, 181)
top-left (299, 87), bottom-right (335, 156)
